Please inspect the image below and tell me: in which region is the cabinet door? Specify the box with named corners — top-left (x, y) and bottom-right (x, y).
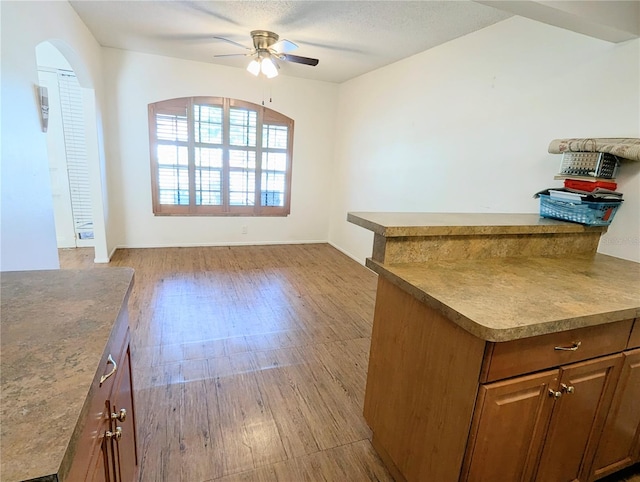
top-left (65, 396), bottom-right (117, 482)
top-left (588, 349), bottom-right (640, 480)
top-left (535, 354), bottom-right (623, 482)
top-left (109, 343), bottom-right (138, 482)
top-left (462, 370), bottom-right (558, 482)
top-left (88, 433), bottom-right (116, 482)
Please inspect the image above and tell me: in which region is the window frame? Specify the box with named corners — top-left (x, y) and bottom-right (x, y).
top-left (148, 96), bottom-right (294, 216)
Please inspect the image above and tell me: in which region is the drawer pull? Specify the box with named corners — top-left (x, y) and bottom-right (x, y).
top-left (561, 383), bottom-right (575, 394)
top-left (554, 341), bottom-right (581, 351)
top-left (99, 354), bottom-right (117, 386)
top-left (111, 408), bottom-right (127, 422)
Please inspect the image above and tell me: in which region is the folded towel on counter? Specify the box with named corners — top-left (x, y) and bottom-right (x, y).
top-left (548, 138), bottom-right (640, 162)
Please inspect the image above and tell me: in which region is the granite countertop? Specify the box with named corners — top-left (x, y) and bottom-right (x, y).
top-left (347, 212), bottom-right (607, 237)
top-left (0, 268), bottom-right (134, 482)
top-left (348, 211), bottom-right (638, 342)
top-left (368, 254), bottom-right (640, 342)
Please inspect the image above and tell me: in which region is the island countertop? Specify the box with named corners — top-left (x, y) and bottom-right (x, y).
top-left (368, 254), bottom-right (640, 342)
top-left (0, 268), bottom-right (134, 482)
top-left (348, 212), bottom-right (639, 342)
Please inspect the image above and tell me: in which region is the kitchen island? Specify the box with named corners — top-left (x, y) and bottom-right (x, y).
top-left (349, 213), bottom-right (640, 482)
top-left (1, 268), bottom-right (137, 482)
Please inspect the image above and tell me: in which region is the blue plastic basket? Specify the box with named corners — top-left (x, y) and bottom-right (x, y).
top-left (539, 194), bottom-right (621, 226)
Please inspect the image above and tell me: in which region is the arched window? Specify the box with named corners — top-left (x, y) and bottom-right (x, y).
top-left (148, 97), bottom-right (293, 216)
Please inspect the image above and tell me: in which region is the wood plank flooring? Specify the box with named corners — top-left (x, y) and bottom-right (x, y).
top-left (59, 245), bottom-right (392, 482)
top-left (58, 245), bottom-right (640, 482)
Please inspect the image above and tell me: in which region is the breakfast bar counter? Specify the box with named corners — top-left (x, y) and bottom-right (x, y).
top-left (349, 212), bottom-right (640, 482)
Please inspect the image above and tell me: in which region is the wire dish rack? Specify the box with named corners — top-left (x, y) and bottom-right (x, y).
top-left (539, 194), bottom-right (622, 226)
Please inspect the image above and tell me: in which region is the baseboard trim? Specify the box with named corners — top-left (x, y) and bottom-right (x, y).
top-left (327, 241), bottom-right (366, 266)
top-left (112, 239), bottom-right (330, 251)
top-left (82, 241), bottom-right (369, 268)
top-left (91, 245), bottom-right (117, 264)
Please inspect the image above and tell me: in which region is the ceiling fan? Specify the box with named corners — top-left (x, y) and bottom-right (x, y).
top-left (213, 30), bottom-right (319, 78)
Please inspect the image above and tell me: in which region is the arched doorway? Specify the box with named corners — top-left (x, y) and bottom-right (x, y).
top-left (35, 40), bottom-right (109, 263)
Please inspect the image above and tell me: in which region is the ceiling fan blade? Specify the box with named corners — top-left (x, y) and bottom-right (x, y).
top-left (280, 54), bottom-right (319, 66)
top-left (271, 39), bottom-right (298, 54)
top-left (212, 36), bottom-right (251, 51)
top-left (214, 53), bottom-right (251, 58)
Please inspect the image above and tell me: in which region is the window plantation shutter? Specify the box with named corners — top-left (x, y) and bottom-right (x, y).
top-left (154, 101), bottom-right (190, 207)
top-left (149, 97), bottom-right (293, 216)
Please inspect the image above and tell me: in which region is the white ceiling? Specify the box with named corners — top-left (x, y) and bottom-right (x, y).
top-left (69, 1), bottom-right (639, 83)
top-left (69, 1), bottom-right (513, 83)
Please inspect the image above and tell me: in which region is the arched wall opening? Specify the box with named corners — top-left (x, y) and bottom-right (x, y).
top-left (35, 40), bottom-right (109, 263)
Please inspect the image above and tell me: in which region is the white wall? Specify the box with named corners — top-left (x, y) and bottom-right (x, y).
top-left (0, 1), bottom-right (107, 270)
top-left (329, 16), bottom-right (640, 263)
top-left (102, 49), bottom-right (338, 248)
top-left (3, 5), bottom-right (637, 265)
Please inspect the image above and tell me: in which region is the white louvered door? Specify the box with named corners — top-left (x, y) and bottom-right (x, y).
top-left (39, 69), bottom-right (76, 248)
top-left (57, 70), bottom-right (94, 246)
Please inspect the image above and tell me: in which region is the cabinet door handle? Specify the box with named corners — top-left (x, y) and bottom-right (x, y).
top-left (561, 383), bottom-right (575, 394)
top-left (548, 389), bottom-right (562, 399)
top-left (554, 341), bottom-right (581, 351)
top-left (99, 354), bottom-right (117, 386)
top-left (105, 427), bottom-right (122, 441)
top-left (111, 408), bottom-right (127, 422)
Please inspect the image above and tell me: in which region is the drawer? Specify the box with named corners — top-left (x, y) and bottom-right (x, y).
top-left (628, 319), bottom-right (640, 349)
top-left (481, 319), bottom-right (633, 383)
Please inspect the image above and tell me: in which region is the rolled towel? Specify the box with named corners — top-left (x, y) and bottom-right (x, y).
top-left (548, 138), bottom-right (640, 162)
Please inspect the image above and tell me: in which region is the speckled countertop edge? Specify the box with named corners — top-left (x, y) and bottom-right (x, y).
top-left (0, 268), bottom-right (134, 482)
top-left (347, 212), bottom-right (608, 237)
top-left (366, 255), bottom-right (640, 342)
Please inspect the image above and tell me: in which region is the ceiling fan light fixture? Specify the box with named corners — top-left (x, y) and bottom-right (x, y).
top-left (213, 30), bottom-right (316, 78)
top-left (247, 59), bottom-right (261, 76)
top-left (260, 57), bottom-right (278, 78)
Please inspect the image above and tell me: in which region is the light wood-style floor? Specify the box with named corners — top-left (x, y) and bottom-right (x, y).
top-left (59, 245), bottom-right (640, 482)
top-left (59, 245), bottom-right (393, 482)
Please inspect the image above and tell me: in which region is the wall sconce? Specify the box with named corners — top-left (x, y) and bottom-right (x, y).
top-left (37, 85), bottom-right (49, 133)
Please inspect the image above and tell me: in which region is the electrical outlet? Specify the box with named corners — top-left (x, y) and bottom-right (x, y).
top-left (241, 225), bottom-right (248, 234)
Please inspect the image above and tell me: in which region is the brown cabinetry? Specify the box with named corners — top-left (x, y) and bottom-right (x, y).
top-left (364, 277), bottom-right (639, 482)
top-left (462, 371), bottom-right (557, 481)
top-left (108, 342), bottom-right (138, 482)
top-left (588, 349), bottom-right (640, 480)
top-left (629, 321), bottom-right (640, 349)
top-left (67, 309), bottom-right (138, 482)
top-left (535, 355), bottom-right (621, 482)
top-left (89, 331), bottom-right (138, 482)
top-left (88, 425), bottom-right (116, 482)
top-left (463, 355), bottom-right (622, 482)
